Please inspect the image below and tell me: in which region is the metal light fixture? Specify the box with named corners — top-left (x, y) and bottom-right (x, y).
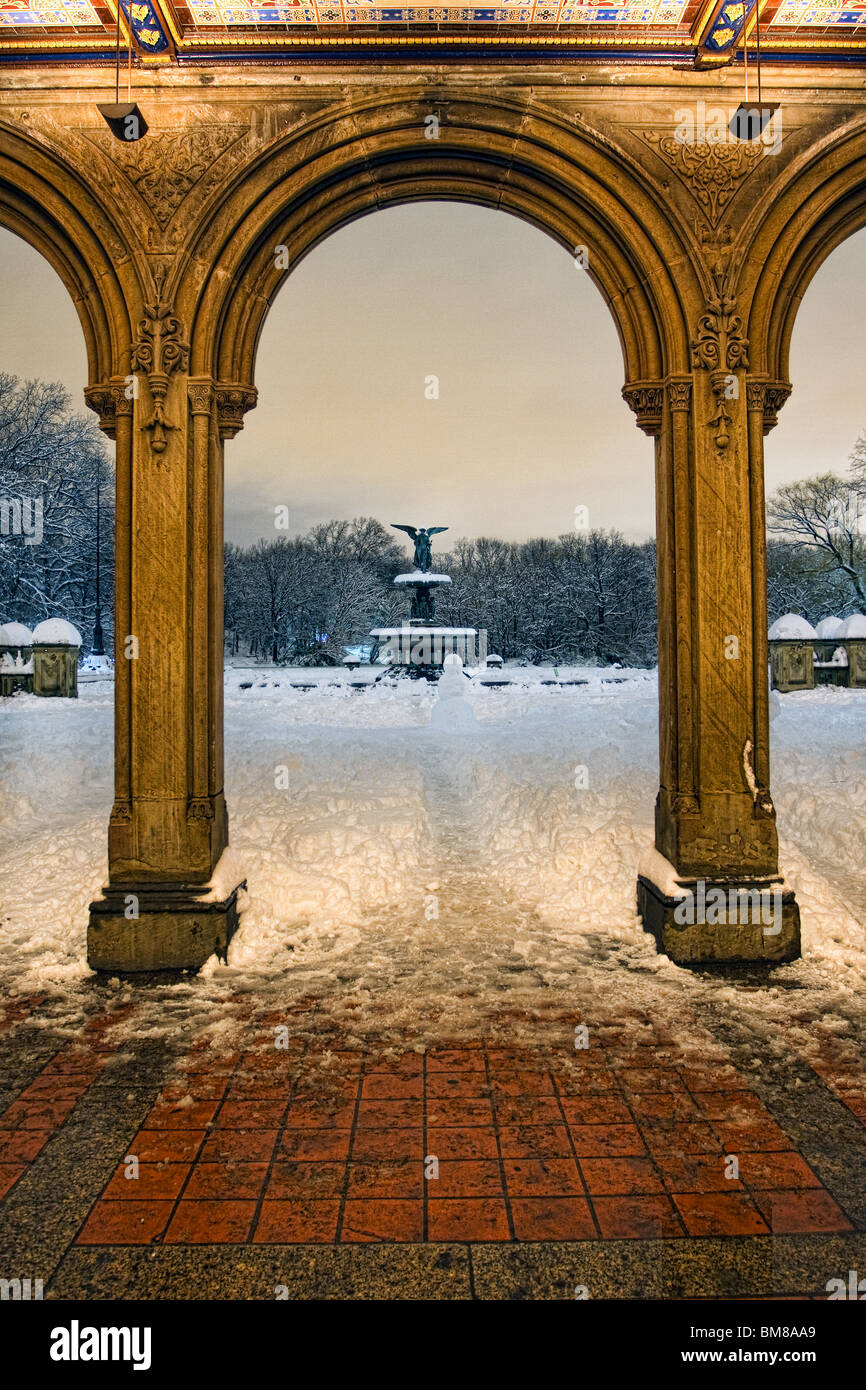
top-left (730, 4), bottom-right (778, 142)
top-left (97, 2), bottom-right (147, 143)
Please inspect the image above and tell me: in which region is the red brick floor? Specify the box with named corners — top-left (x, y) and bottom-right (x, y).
top-left (0, 1007), bottom-right (132, 1205)
top-left (70, 1015), bottom-right (857, 1247)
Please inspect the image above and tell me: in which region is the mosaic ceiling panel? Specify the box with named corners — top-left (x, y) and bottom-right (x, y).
top-left (1, 0), bottom-right (865, 57)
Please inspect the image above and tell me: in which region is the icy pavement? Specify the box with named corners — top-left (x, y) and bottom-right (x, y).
top-left (0, 670), bottom-right (864, 1067)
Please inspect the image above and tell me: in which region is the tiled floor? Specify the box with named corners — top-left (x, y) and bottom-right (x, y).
top-left (1, 997), bottom-right (863, 1300)
top-left (56, 1024), bottom-right (856, 1247)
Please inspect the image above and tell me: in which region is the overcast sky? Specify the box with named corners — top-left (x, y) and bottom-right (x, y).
top-left (1, 205), bottom-right (863, 551)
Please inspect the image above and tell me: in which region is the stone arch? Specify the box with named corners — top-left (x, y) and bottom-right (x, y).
top-left (181, 93), bottom-right (697, 394)
top-left (746, 116), bottom-right (866, 401)
top-left (0, 121), bottom-right (136, 389)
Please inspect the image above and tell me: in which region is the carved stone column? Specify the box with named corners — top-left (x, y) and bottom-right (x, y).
top-left (86, 277), bottom-right (255, 971)
top-left (628, 351), bottom-right (800, 962)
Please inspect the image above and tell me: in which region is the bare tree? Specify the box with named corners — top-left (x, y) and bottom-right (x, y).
top-left (767, 471), bottom-right (866, 610)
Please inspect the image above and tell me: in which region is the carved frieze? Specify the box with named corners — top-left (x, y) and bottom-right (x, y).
top-left (131, 265), bottom-right (190, 454)
top-left (641, 133), bottom-right (764, 227)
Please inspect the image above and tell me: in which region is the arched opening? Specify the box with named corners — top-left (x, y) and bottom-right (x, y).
top-left (761, 225), bottom-right (866, 946)
top-left (220, 201), bottom-right (660, 1007)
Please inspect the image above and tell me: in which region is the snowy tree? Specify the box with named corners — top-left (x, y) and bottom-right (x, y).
top-left (767, 472), bottom-right (866, 610)
top-left (0, 374), bottom-right (114, 646)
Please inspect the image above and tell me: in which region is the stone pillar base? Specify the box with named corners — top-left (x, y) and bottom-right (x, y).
top-left (88, 861), bottom-right (245, 973)
top-left (637, 850), bottom-right (800, 964)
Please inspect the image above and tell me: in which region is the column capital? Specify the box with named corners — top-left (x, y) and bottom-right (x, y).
top-left (622, 379), bottom-right (664, 436)
top-left (666, 376), bottom-right (693, 412)
top-left (215, 383), bottom-right (258, 439)
top-left (84, 380), bottom-right (134, 438)
top-left (188, 378), bottom-right (215, 416)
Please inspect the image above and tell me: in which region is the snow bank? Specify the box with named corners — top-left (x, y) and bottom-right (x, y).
top-left (0, 666), bottom-right (863, 1054)
top-left (31, 618), bottom-right (82, 647)
top-left (769, 613), bottom-right (817, 640)
top-left (839, 613), bottom-right (866, 639)
top-left (815, 616), bottom-right (843, 639)
top-left (0, 621), bottom-right (34, 646)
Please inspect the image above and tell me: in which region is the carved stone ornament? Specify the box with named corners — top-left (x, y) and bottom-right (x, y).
top-left (641, 133), bottom-right (764, 227)
top-left (84, 382), bottom-right (134, 437)
top-left (216, 384), bottom-right (258, 439)
top-left (762, 381), bottom-right (792, 434)
top-left (666, 378), bottom-right (692, 412)
top-left (187, 796), bottom-right (214, 822)
top-left (131, 264), bottom-right (190, 455)
top-left (622, 381), bottom-right (664, 436)
top-left (691, 265), bottom-right (749, 453)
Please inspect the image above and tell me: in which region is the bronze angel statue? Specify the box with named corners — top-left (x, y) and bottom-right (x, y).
top-left (391, 524), bottom-right (448, 573)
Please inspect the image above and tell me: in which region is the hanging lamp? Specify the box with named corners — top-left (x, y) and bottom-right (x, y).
top-left (730, 3), bottom-right (779, 141)
top-left (97, 1), bottom-right (148, 142)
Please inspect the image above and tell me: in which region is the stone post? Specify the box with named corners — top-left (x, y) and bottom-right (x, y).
top-left (86, 284), bottom-right (253, 970)
top-left (629, 360), bottom-right (800, 962)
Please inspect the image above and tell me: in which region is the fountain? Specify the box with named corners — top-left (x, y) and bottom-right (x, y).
top-left (370, 524), bottom-right (485, 680)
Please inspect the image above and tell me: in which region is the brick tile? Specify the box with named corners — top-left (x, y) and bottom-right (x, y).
top-left (560, 1096), bottom-right (632, 1125)
top-left (355, 1100), bottom-right (423, 1129)
top-left (77, 1201), bottom-right (173, 1245)
top-left (200, 1129), bottom-right (277, 1163)
top-left (494, 1098), bottom-right (562, 1126)
top-left (510, 1198), bottom-right (596, 1241)
top-left (427, 1198), bottom-right (510, 1242)
top-left (426, 1072), bottom-right (490, 1099)
top-left (425, 1127), bottom-right (499, 1160)
top-left (426, 1099), bottom-right (493, 1128)
top-left (284, 1100), bottom-right (355, 1130)
top-left (102, 1162), bottom-right (190, 1201)
top-left (165, 1200), bottom-right (256, 1244)
top-left (350, 1128), bottom-right (425, 1161)
top-left (0, 1163), bottom-right (25, 1199)
top-left (279, 1129), bottom-right (351, 1161)
top-left (426, 1050), bottom-right (486, 1073)
top-left (432, 1161), bottom-right (503, 1197)
top-left (360, 1074), bottom-right (423, 1100)
top-left (568, 1124), bottom-right (646, 1157)
top-left (755, 1190), bottom-right (854, 1234)
top-left (674, 1192), bottom-right (770, 1236)
top-left (160, 1077), bottom-right (228, 1102)
top-left (347, 1162), bottom-right (424, 1198)
top-left (489, 1072), bottom-right (555, 1097)
top-left (503, 1158), bottom-right (584, 1197)
top-left (0, 1098), bottom-right (77, 1129)
top-left (141, 1100), bottom-right (219, 1131)
top-left (341, 1199), bottom-right (424, 1243)
top-left (254, 1200), bottom-right (339, 1244)
top-left (617, 1068), bottom-right (687, 1094)
top-left (691, 1091), bottom-right (773, 1122)
top-left (364, 1053), bottom-right (423, 1076)
top-left (713, 1120), bottom-right (792, 1152)
top-left (738, 1152), bottom-right (822, 1190)
top-left (264, 1160), bottom-right (345, 1199)
top-left (128, 1129), bottom-right (205, 1163)
top-left (553, 1068), bottom-right (620, 1095)
top-left (642, 1121), bottom-right (722, 1155)
top-left (656, 1153), bottom-right (742, 1193)
top-left (629, 1093), bottom-right (700, 1121)
top-left (592, 1195), bottom-right (683, 1239)
top-left (0, 1130), bottom-right (49, 1162)
top-left (679, 1068), bottom-right (746, 1093)
top-left (497, 1125), bottom-right (573, 1158)
top-left (185, 1162), bottom-right (269, 1200)
top-left (215, 1100), bottom-right (288, 1129)
top-left (579, 1157), bottom-right (664, 1195)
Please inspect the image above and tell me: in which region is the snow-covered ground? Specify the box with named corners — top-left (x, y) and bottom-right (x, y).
top-left (0, 668), bottom-right (864, 1061)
